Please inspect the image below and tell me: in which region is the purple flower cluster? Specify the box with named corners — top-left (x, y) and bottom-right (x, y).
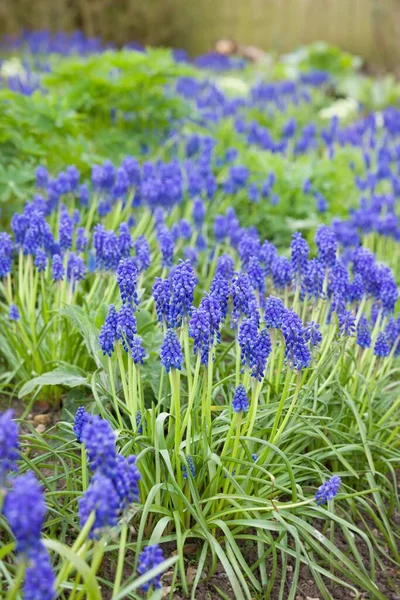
top-left (77, 412), bottom-right (141, 538)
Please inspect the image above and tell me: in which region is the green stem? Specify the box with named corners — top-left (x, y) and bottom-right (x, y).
top-left (112, 522), bottom-right (128, 598)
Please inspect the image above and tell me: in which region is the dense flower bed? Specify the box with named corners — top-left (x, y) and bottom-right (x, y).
top-left (0, 32), bottom-right (399, 599)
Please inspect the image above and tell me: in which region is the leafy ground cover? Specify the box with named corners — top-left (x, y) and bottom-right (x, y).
top-left (0, 31), bottom-right (399, 599)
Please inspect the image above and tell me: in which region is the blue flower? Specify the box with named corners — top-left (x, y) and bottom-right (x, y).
top-left (99, 305), bottom-right (118, 356)
top-left (272, 256), bottom-right (293, 289)
top-left (248, 256), bottom-right (265, 294)
top-left (250, 329), bottom-right (272, 381)
top-left (66, 165), bottom-right (80, 191)
top-left (169, 260), bottom-right (197, 326)
top-left (0, 232), bottom-right (14, 276)
top-left (81, 415), bottom-right (117, 476)
top-left (315, 475), bottom-right (341, 505)
top-left (157, 225), bottom-right (174, 267)
top-left (290, 232), bottom-right (309, 280)
top-left (182, 455), bottom-right (196, 479)
top-left (338, 309), bottom-right (356, 337)
top-left (121, 156), bottom-right (141, 186)
top-left (3, 472), bottom-right (46, 554)
top-left (315, 226), bottom-right (337, 268)
top-left (23, 543), bottom-right (56, 600)
top-left (118, 223), bottom-right (133, 258)
top-left (160, 329), bottom-right (183, 373)
top-left (117, 258), bottom-right (138, 306)
top-left (73, 407), bottom-right (90, 443)
top-left (79, 184), bottom-right (90, 207)
top-left (9, 304), bottom-right (20, 321)
top-left (35, 166), bottom-right (48, 189)
top-left (231, 272), bottom-right (255, 324)
top-left (67, 253), bottom-right (86, 282)
top-left (232, 385), bottom-right (249, 413)
top-left (152, 278), bottom-right (171, 324)
top-left (131, 335), bottom-right (146, 364)
top-left (239, 317), bottom-right (258, 368)
top-left (34, 248), bottom-right (47, 273)
top-left (135, 235), bottom-right (150, 272)
top-left (264, 296), bottom-right (285, 329)
top-left (52, 254), bottom-right (64, 281)
top-left (374, 332), bottom-right (390, 357)
top-left (356, 316), bottom-right (371, 349)
top-left (117, 306), bottom-right (137, 352)
top-left (78, 474), bottom-right (119, 539)
top-left (215, 254), bottom-right (234, 280)
top-left (112, 167), bottom-right (129, 199)
top-left (192, 197), bottom-right (205, 228)
top-left (180, 219), bottom-right (192, 240)
top-left (111, 454), bottom-right (141, 509)
top-left (0, 410), bottom-right (19, 485)
top-left (304, 321), bottom-right (322, 347)
top-left (210, 274), bottom-right (230, 319)
top-left (281, 310), bottom-right (311, 370)
top-left (59, 208), bottom-right (74, 251)
top-left (137, 544), bottom-right (165, 591)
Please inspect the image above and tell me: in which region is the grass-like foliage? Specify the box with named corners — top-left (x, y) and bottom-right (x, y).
top-left (0, 34), bottom-right (399, 599)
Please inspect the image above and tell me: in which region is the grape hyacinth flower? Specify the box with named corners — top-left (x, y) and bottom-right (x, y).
top-left (34, 248), bottom-right (47, 273)
top-left (135, 235), bottom-right (150, 272)
top-left (315, 225), bottom-right (337, 268)
top-left (35, 165), bottom-right (48, 189)
top-left (52, 254), bottom-right (64, 281)
top-left (81, 415), bottom-right (117, 476)
top-left (112, 454), bottom-right (141, 509)
top-left (356, 316), bottom-right (371, 349)
top-left (182, 455), bottom-right (196, 479)
top-left (118, 223), bottom-right (133, 258)
top-left (131, 335), bottom-right (146, 364)
top-left (210, 274), bottom-right (230, 319)
top-left (304, 321), bottom-right (322, 348)
top-left (152, 278), bottom-right (171, 324)
top-left (281, 310), bottom-right (312, 370)
top-left (0, 410), bottom-right (19, 485)
top-left (3, 472), bottom-right (47, 553)
top-left (338, 310), bottom-right (356, 337)
top-left (78, 474), bottom-right (119, 539)
top-left (250, 328), bottom-right (272, 380)
top-left (169, 260), bottom-right (197, 326)
top-left (315, 475), bottom-right (341, 505)
top-left (232, 385), bottom-right (250, 413)
top-left (264, 296), bottom-right (285, 329)
top-left (290, 232), bottom-right (309, 282)
top-left (99, 305), bottom-right (118, 356)
top-left (117, 258), bottom-right (138, 306)
top-left (137, 544), bottom-right (165, 591)
top-left (9, 304), bottom-right (20, 321)
top-left (238, 317), bottom-right (258, 368)
top-left (117, 306), bottom-right (137, 352)
top-left (23, 543), bottom-right (56, 600)
top-left (374, 332), bottom-right (390, 357)
top-left (160, 329), bottom-right (183, 373)
top-left (73, 407), bottom-right (90, 443)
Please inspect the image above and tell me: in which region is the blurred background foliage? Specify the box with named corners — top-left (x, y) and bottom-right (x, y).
top-left (0, 0), bottom-right (400, 72)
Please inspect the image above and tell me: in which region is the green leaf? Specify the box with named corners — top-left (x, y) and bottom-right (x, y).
top-left (19, 366), bottom-right (88, 398)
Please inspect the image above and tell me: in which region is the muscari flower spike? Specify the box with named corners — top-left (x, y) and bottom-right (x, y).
top-left (137, 544), bottom-right (166, 591)
top-left (160, 329), bottom-right (183, 373)
top-left (0, 409), bottom-right (19, 486)
top-left (232, 385), bottom-right (250, 413)
top-left (73, 407), bottom-right (90, 443)
top-left (315, 474), bottom-right (341, 505)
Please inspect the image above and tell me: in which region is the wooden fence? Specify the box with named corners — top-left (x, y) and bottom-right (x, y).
top-left (1, 0), bottom-right (399, 70)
